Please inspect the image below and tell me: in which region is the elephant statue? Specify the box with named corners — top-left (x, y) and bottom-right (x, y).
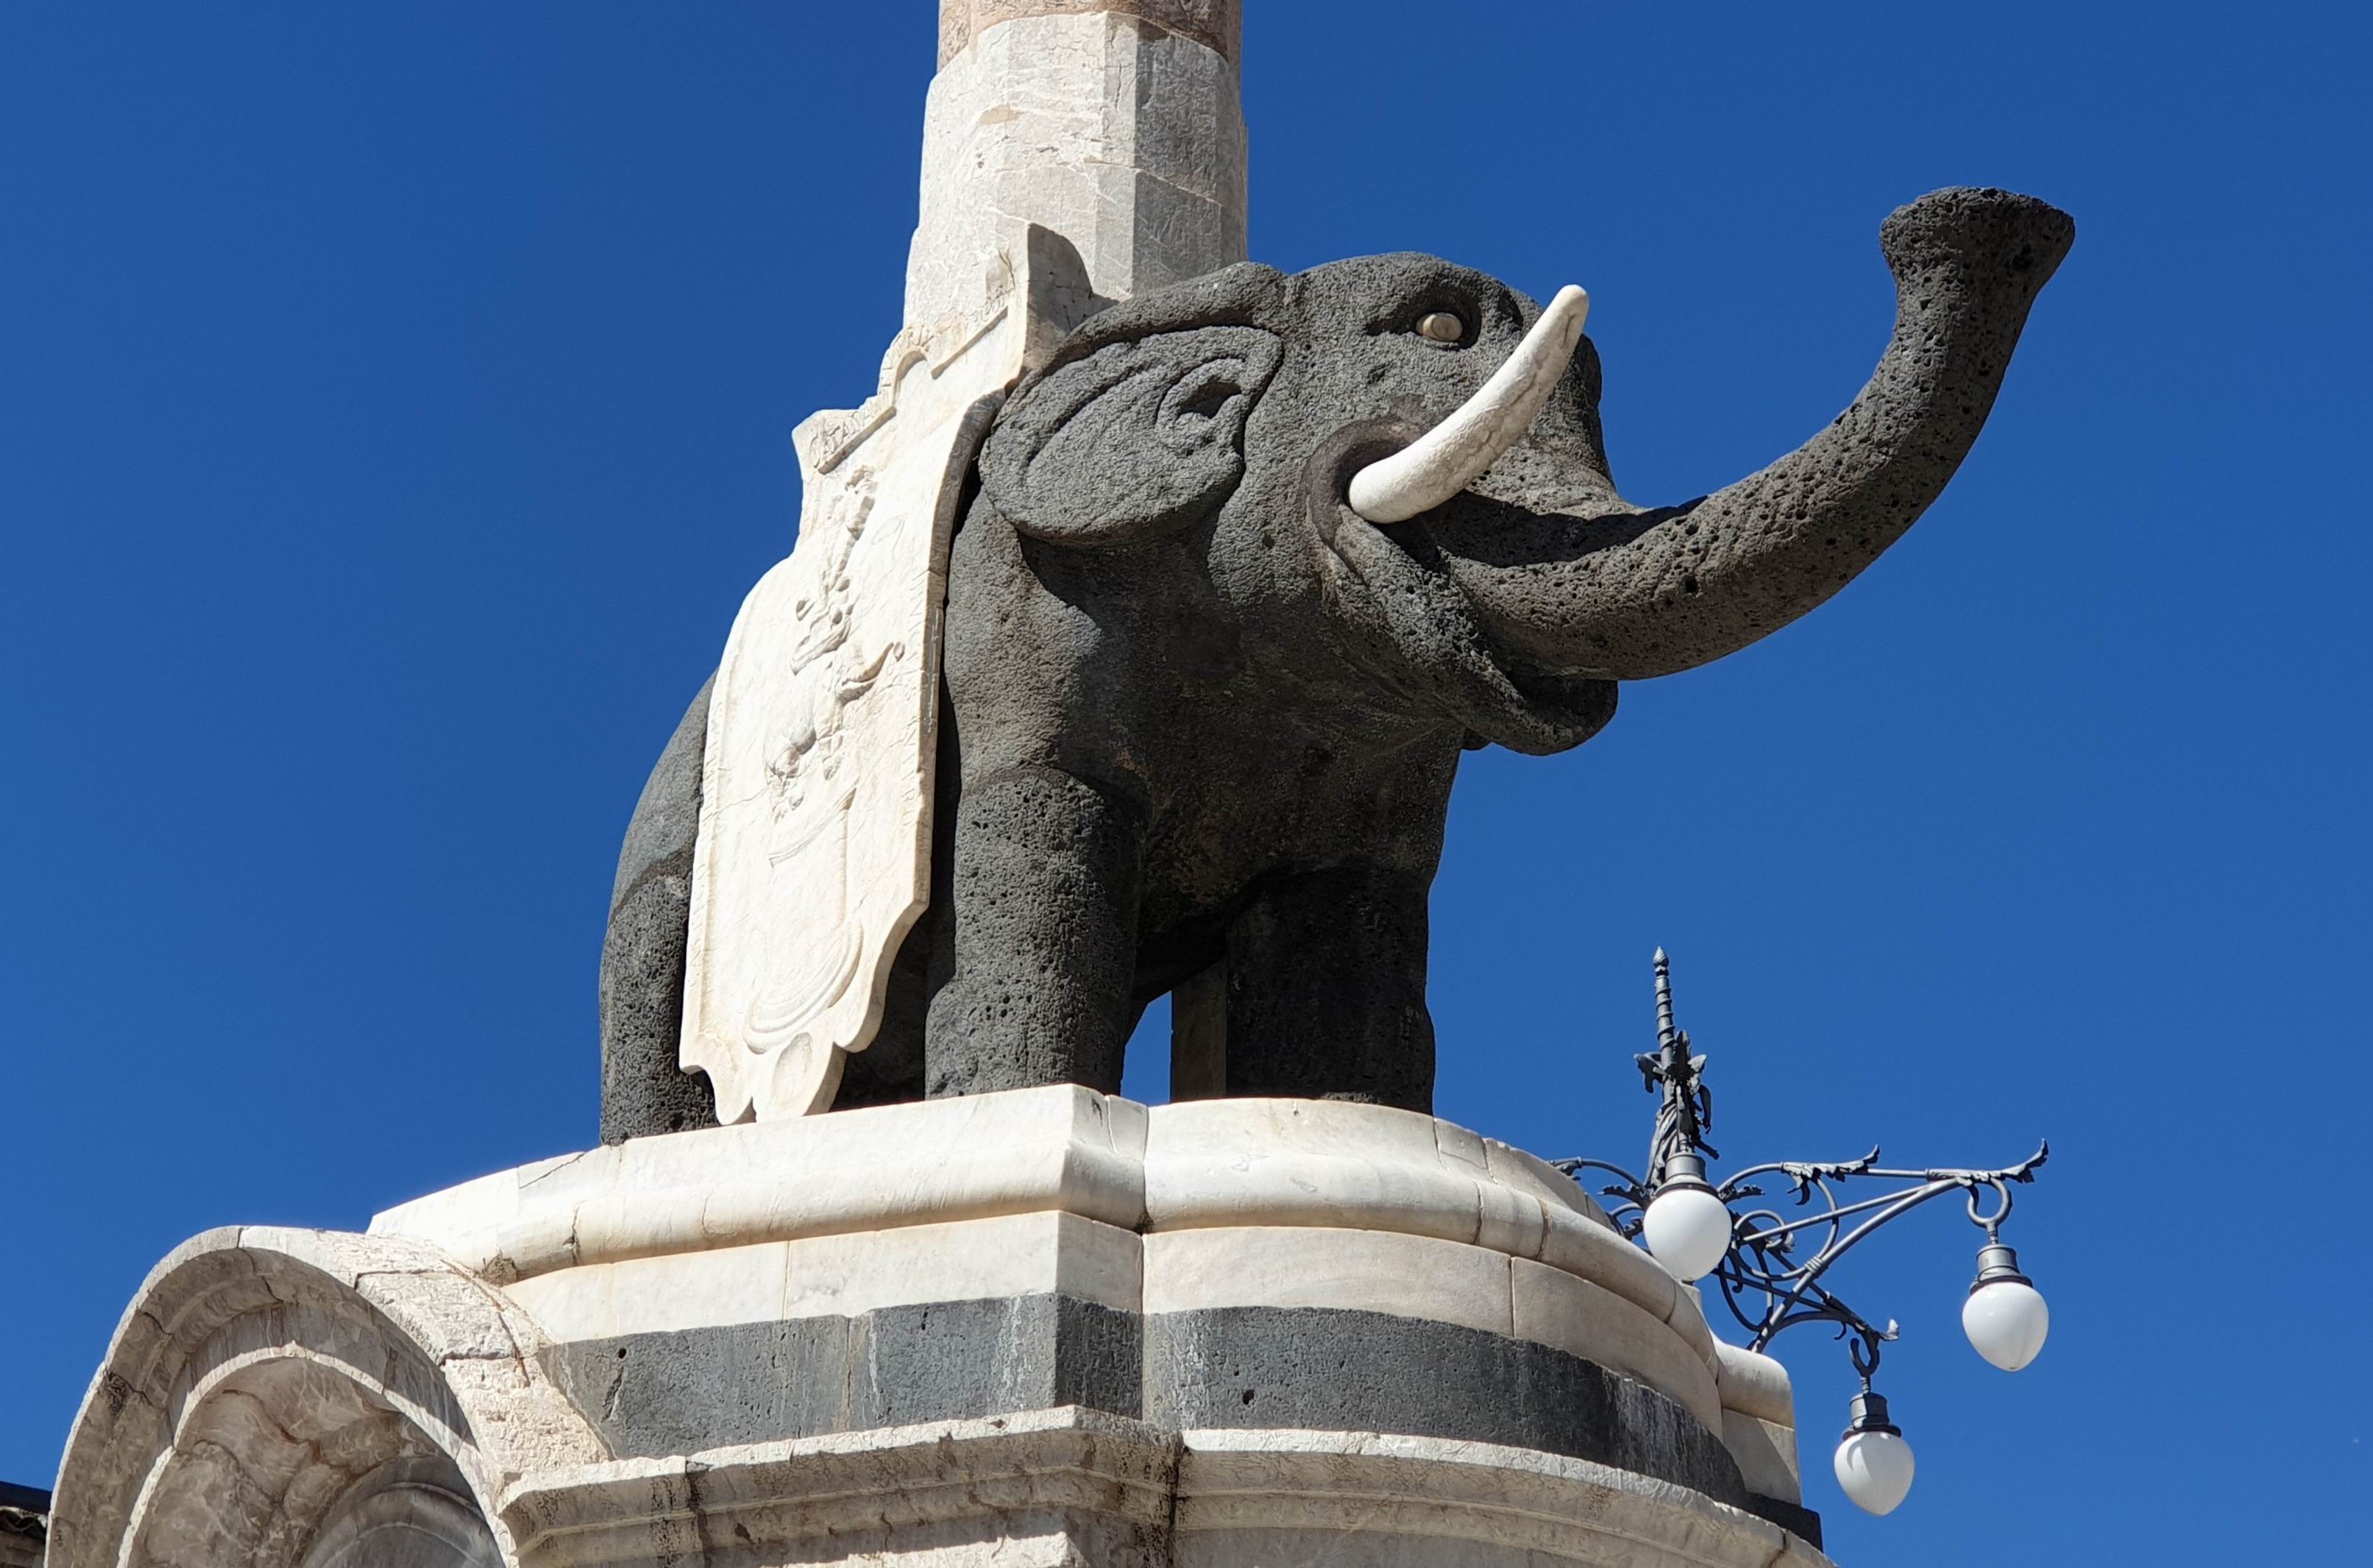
top-left (599, 186), bottom-right (2074, 1140)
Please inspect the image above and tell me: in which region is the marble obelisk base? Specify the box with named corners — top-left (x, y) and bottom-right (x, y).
top-left (46, 1090), bottom-right (1824, 1568)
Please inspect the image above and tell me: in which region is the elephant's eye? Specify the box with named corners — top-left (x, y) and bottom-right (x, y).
top-left (1416, 311), bottom-right (1466, 344)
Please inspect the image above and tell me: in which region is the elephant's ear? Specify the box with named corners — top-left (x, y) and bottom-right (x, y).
top-left (979, 325), bottom-right (1283, 546)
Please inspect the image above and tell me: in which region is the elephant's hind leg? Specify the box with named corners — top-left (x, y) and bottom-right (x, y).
top-left (1223, 865), bottom-right (1435, 1113)
top-left (924, 765), bottom-right (1145, 1098)
top-left (598, 675), bottom-right (720, 1144)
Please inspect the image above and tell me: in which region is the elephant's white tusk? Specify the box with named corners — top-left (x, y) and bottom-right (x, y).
top-left (1346, 284), bottom-right (1591, 525)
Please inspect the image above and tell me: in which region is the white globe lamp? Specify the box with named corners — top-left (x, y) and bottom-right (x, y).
top-left (1640, 1152), bottom-right (1733, 1282)
top-left (1832, 1392), bottom-right (1916, 1516)
top-left (1962, 1243), bottom-right (2050, 1371)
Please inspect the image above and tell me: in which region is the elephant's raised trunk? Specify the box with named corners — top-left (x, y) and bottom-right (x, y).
top-left (1431, 188), bottom-right (2075, 683)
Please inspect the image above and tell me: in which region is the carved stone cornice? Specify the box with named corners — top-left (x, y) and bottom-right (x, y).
top-left (938, 0), bottom-right (1241, 66)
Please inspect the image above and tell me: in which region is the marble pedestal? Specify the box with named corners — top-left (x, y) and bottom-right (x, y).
top-left (48, 1090), bottom-right (1825, 1568)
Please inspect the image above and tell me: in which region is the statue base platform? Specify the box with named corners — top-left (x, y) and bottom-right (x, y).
top-left (47, 1089), bottom-right (1824, 1568)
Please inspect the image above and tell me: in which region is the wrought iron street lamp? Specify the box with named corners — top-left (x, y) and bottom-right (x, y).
top-left (1558, 950), bottom-right (2051, 1517)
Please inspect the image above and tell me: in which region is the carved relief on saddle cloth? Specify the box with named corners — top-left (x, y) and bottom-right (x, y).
top-left (729, 486), bottom-right (891, 1103)
top-left (680, 234), bottom-right (1068, 1122)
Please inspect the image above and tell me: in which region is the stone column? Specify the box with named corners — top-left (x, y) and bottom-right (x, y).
top-left (907, 0), bottom-right (1248, 330)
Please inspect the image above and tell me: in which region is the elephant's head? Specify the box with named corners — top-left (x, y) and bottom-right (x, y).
top-left (976, 187), bottom-right (2074, 753)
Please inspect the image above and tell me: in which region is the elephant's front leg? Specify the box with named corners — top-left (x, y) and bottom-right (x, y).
top-left (1223, 865), bottom-right (1435, 1112)
top-left (924, 765), bottom-right (1146, 1098)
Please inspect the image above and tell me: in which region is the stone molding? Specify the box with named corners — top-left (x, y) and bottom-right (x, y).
top-left (501, 1407), bottom-right (1174, 1568)
top-left (46, 1229), bottom-right (603, 1568)
top-left (372, 1085), bottom-right (1148, 1283)
top-left (373, 1090), bottom-right (1611, 1283)
top-left (499, 1408), bottom-right (1829, 1568)
top-left (938, 0), bottom-right (1242, 66)
top-left (369, 1091), bottom-right (1709, 1366)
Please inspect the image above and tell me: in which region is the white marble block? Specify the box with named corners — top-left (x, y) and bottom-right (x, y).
top-left (909, 5), bottom-right (1248, 333)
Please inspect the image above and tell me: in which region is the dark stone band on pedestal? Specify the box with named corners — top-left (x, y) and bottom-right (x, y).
top-left (542, 1295), bottom-right (1141, 1458)
top-left (540, 1293), bottom-right (1819, 1549)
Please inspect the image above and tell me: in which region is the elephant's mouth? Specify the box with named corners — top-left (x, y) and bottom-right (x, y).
top-left (1302, 422), bottom-right (1618, 753)
top-left (1305, 418), bottom-right (1427, 548)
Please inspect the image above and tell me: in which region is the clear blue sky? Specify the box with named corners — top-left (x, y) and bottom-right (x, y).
top-left (3, 4), bottom-right (2365, 1560)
